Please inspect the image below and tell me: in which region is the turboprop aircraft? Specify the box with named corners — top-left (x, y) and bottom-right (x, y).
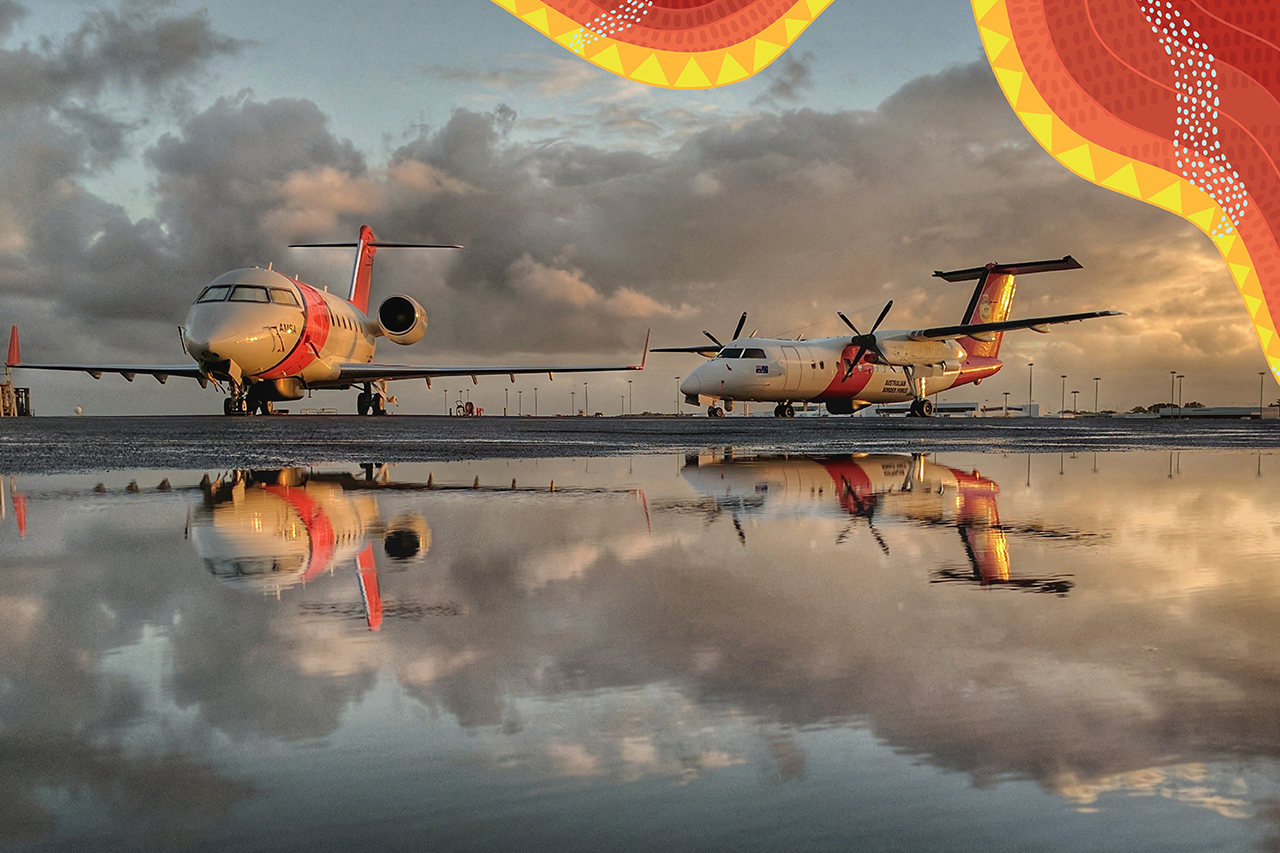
top-left (653, 256), bottom-right (1120, 417)
top-left (5, 225), bottom-right (647, 415)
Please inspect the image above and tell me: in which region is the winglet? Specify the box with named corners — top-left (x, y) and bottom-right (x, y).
top-left (637, 329), bottom-right (651, 369)
top-left (6, 326), bottom-right (18, 367)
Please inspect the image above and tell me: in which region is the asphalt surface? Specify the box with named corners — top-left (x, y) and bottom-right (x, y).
top-left (3, 415), bottom-right (1280, 473)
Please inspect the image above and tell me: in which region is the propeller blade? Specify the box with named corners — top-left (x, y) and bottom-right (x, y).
top-left (844, 345), bottom-right (867, 381)
top-left (837, 312), bottom-right (860, 335)
top-left (868, 521), bottom-right (890, 556)
top-left (703, 331), bottom-right (723, 347)
top-left (732, 312), bottom-right (748, 341)
top-left (870, 300), bottom-right (893, 333)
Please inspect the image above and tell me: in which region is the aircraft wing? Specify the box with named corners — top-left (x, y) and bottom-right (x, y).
top-left (906, 310), bottom-right (1123, 341)
top-left (5, 326), bottom-right (210, 386)
top-left (325, 331), bottom-right (649, 385)
top-left (648, 345), bottom-right (721, 355)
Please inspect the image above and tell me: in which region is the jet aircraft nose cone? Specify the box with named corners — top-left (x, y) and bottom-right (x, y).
top-left (680, 373), bottom-right (702, 398)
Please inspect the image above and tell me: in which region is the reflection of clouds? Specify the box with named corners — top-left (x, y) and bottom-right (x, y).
top-left (1054, 764), bottom-right (1249, 820)
top-left (9, 454), bottom-right (1280, 842)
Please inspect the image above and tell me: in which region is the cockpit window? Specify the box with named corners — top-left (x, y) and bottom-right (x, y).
top-left (742, 348), bottom-right (767, 359)
top-left (229, 285), bottom-right (270, 303)
top-left (197, 285), bottom-right (231, 303)
top-left (718, 348), bottom-right (744, 359)
top-left (270, 288), bottom-right (300, 307)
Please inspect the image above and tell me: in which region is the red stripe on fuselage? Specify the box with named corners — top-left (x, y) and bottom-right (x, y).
top-left (263, 485), bottom-right (336, 583)
top-left (258, 282), bottom-right (331, 381)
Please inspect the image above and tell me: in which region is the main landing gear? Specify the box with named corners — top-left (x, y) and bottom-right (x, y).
top-left (773, 403), bottom-right (796, 418)
top-left (707, 404), bottom-right (726, 418)
top-left (222, 393), bottom-right (276, 416)
top-left (908, 398), bottom-right (935, 418)
top-left (357, 384), bottom-right (388, 416)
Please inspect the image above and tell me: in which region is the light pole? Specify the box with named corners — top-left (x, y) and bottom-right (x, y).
top-left (1003, 391), bottom-right (1010, 416)
top-left (1170, 370), bottom-right (1177, 412)
top-left (621, 395), bottom-right (625, 416)
top-left (628, 380), bottom-right (633, 415)
top-left (444, 388), bottom-right (448, 415)
top-left (1071, 390), bottom-right (1079, 414)
top-left (1261, 371), bottom-right (1267, 419)
top-left (518, 390), bottom-right (523, 416)
top-left (584, 381), bottom-right (589, 416)
top-left (505, 387), bottom-right (509, 416)
top-left (1177, 374), bottom-right (1184, 416)
top-left (1060, 374), bottom-right (1067, 416)
top-left (571, 390), bottom-right (575, 415)
top-left (1027, 362), bottom-right (1034, 412)
top-left (675, 377), bottom-right (681, 415)
top-left (1093, 377), bottom-right (1101, 413)
top-left (534, 387), bottom-right (538, 417)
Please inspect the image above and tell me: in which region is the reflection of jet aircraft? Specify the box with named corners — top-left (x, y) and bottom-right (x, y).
top-left (675, 454), bottom-right (1080, 593)
top-left (7, 224), bottom-right (646, 416)
top-left (189, 469), bottom-right (433, 630)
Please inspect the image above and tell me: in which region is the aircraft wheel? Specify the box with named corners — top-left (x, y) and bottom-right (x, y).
top-left (715, 407), bottom-right (725, 417)
top-left (920, 398), bottom-right (935, 417)
top-left (774, 404), bottom-right (786, 418)
top-left (223, 398), bottom-right (234, 416)
top-left (372, 394), bottom-right (388, 415)
top-left (784, 404), bottom-right (796, 418)
top-left (357, 392), bottom-right (371, 416)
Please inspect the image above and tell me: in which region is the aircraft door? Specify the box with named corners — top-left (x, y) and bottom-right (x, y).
top-left (781, 346), bottom-right (802, 392)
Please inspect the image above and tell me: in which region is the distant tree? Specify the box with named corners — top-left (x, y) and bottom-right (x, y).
top-left (1183, 401), bottom-right (1205, 408)
top-left (1129, 405), bottom-right (1148, 413)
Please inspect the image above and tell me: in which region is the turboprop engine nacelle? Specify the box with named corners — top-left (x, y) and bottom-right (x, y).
top-left (377, 295), bottom-right (427, 346)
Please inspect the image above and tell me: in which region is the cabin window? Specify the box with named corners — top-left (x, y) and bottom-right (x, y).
top-left (229, 285), bottom-right (270, 303)
top-left (718, 348), bottom-right (744, 359)
top-left (270, 288), bottom-right (300, 307)
top-left (819, 361), bottom-right (825, 369)
top-left (742, 348), bottom-right (767, 359)
top-left (197, 285), bottom-right (231, 303)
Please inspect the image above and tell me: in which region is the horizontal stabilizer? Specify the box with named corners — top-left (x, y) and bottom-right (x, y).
top-left (932, 255), bottom-right (1083, 283)
top-left (289, 241), bottom-right (463, 249)
top-left (907, 309), bottom-right (1123, 341)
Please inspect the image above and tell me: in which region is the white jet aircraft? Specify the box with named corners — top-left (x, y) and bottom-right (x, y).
top-left (652, 256), bottom-right (1120, 417)
top-left (5, 225), bottom-right (647, 415)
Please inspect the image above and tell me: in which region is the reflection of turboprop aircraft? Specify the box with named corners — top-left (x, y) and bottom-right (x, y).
top-left (6, 225), bottom-right (646, 415)
top-left (653, 256), bottom-right (1120, 417)
top-left (1, 476), bottom-right (26, 539)
top-left (675, 454), bottom-right (1078, 593)
top-left (189, 469), bottom-right (433, 630)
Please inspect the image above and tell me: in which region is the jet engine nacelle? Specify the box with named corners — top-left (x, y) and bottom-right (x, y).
top-left (377, 295), bottom-right (427, 345)
top-left (382, 512), bottom-right (432, 564)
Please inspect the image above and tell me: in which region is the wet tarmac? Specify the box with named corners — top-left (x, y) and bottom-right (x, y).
top-left (2, 414), bottom-right (1280, 472)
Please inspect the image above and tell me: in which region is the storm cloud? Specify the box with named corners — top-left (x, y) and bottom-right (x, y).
top-left (0, 0), bottom-right (1258, 410)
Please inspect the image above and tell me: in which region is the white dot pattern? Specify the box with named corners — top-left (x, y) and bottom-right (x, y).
top-left (570, 0), bottom-right (654, 54)
top-left (1139, 0), bottom-right (1248, 238)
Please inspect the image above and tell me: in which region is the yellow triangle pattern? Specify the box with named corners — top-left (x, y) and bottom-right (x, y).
top-left (972, 0), bottom-right (1280, 380)
top-left (489, 0), bottom-right (831, 88)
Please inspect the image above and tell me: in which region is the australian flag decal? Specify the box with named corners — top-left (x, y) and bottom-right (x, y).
top-left (756, 365), bottom-right (769, 374)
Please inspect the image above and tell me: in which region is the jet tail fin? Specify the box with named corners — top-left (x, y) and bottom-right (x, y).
top-left (289, 226), bottom-right (463, 315)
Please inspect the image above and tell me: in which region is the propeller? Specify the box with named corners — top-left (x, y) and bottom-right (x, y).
top-left (702, 312), bottom-right (749, 351)
top-left (838, 300), bottom-right (893, 380)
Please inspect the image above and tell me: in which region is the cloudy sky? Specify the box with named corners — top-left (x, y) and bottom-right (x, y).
top-left (0, 0), bottom-right (1261, 415)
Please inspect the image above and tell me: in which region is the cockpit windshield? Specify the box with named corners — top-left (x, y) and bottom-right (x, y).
top-left (229, 285), bottom-right (270, 303)
top-left (718, 348), bottom-right (744, 359)
top-left (270, 288), bottom-right (300, 306)
top-left (196, 285), bottom-right (231, 303)
top-left (742, 348), bottom-right (767, 359)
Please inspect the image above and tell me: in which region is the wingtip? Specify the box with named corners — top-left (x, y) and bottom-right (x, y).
top-left (638, 329), bottom-right (651, 369)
